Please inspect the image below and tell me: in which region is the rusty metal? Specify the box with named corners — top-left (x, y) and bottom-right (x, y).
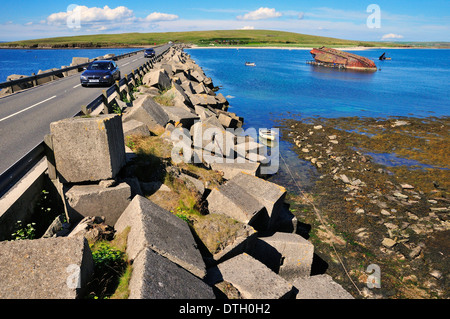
top-left (309, 47), bottom-right (377, 71)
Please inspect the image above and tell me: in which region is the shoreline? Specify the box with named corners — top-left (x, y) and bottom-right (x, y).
top-left (187, 45), bottom-right (447, 51)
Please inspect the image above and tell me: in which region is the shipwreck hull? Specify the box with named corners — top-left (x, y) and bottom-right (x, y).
top-left (310, 47), bottom-right (377, 71)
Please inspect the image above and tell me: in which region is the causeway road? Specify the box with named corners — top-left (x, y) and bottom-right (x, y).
top-left (0, 44), bottom-right (170, 176)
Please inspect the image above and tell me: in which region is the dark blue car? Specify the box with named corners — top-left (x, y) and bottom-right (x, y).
top-left (144, 48), bottom-right (156, 58)
top-left (80, 60), bottom-right (121, 87)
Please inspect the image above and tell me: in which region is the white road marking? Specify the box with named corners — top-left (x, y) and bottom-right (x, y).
top-left (0, 95), bottom-right (57, 123)
top-left (73, 84), bottom-right (82, 89)
top-left (122, 62), bottom-right (130, 66)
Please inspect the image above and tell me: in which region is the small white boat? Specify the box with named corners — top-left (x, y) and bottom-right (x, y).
top-left (259, 129), bottom-right (278, 141)
top-left (245, 62), bottom-right (256, 66)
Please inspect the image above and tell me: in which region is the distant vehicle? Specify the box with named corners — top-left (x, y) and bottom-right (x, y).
top-left (80, 60), bottom-right (120, 87)
top-left (144, 48), bottom-right (156, 58)
top-left (245, 62), bottom-right (256, 66)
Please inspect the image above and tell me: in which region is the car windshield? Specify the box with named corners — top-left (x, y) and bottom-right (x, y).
top-left (87, 62), bottom-right (111, 70)
top-left (146, 49), bottom-right (154, 53)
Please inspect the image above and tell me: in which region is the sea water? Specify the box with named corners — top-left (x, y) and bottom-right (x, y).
top-left (185, 48), bottom-right (450, 190)
top-left (0, 48), bottom-right (140, 82)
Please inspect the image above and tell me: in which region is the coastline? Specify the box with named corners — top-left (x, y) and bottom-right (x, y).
top-left (187, 45), bottom-right (445, 50)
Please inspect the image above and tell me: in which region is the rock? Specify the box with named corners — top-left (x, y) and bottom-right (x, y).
top-left (382, 238), bottom-right (397, 248)
top-left (401, 184), bottom-right (414, 189)
top-left (0, 236), bottom-right (94, 299)
top-left (215, 253), bottom-right (296, 299)
top-left (313, 125), bottom-right (323, 130)
top-left (340, 174), bottom-right (351, 184)
top-left (129, 248), bottom-right (215, 299)
top-left (161, 106), bottom-right (199, 129)
top-left (393, 192), bottom-right (408, 199)
top-left (381, 209), bottom-right (391, 216)
top-left (114, 196), bottom-right (206, 278)
top-left (50, 114), bottom-right (126, 183)
top-left (409, 246), bottom-right (422, 259)
top-left (293, 274), bottom-right (354, 299)
top-left (430, 270), bottom-right (442, 279)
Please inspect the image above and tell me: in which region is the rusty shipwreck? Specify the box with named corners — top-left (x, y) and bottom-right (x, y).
top-left (308, 47), bottom-right (377, 71)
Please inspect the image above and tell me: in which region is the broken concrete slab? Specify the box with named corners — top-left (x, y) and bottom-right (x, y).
top-left (114, 195), bottom-right (206, 278)
top-left (50, 114), bottom-right (126, 183)
top-left (246, 232), bottom-right (314, 281)
top-left (293, 274), bottom-right (354, 299)
top-left (65, 182), bottom-right (132, 225)
top-left (210, 162), bottom-right (261, 180)
top-left (0, 236), bottom-right (94, 299)
top-left (206, 182), bottom-right (268, 230)
top-left (216, 253), bottom-right (296, 299)
top-left (122, 95), bottom-right (169, 134)
top-left (129, 247), bottom-right (215, 299)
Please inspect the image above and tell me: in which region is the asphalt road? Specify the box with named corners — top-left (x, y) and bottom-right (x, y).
top-left (0, 44), bottom-right (170, 175)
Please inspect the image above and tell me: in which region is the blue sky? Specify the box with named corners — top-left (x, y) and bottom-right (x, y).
top-left (0, 1), bottom-right (449, 42)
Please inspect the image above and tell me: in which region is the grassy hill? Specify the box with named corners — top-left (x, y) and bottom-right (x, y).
top-left (1, 29), bottom-right (419, 49)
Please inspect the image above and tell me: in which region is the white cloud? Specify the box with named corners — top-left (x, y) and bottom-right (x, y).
top-left (381, 33), bottom-right (404, 40)
top-left (240, 26), bottom-right (255, 30)
top-left (145, 12), bottom-right (179, 22)
top-left (47, 5), bottom-right (134, 25)
top-left (237, 7), bottom-right (282, 21)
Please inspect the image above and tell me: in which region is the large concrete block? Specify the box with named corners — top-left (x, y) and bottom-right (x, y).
top-left (122, 119), bottom-right (150, 138)
top-left (229, 173), bottom-right (287, 229)
top-left (162, 106), bottom-right (199, 129)
top-left (293, 274), bottom-right (354, 299)
top-left (190, 118), bottom-right (235, 159)
top-left (50, 114), bottom-right (126, 183)
top-left (129, 248), bottom-right (215, 299)
top-left (0, 236), bottom-right (94, 299)
top-left (210, 162), bottom-right (261, 180)
top-left (65, 182), bottom-right (132, 225)
top-left (122, 95), bottom-right (169, 133)
top-left (206, 182), bottom-right (268, 230)
top-left (247, 232), bottom-right (314, 280)
top-left (216, 253), bottom-right (296, 299)
top-left (114, 196), bottom-right (206, 278)
top-left (142, 69), bottom-right (172, 90)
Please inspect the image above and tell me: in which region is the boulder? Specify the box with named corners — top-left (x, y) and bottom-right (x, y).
top-left (50, 114), bottom-right (126, 183)
top-left (0, 236), bottom-right (94, 299)
top-left (129, 248), bottom-right (215, 299)
top-left (115, 196), bottom-right (206, 278)
top-left (215, 253), bottom-right (296, 299)
top-left (162, 106), bottom-right (199, 129)
top-left (210, 162), bottom-right (261, 180)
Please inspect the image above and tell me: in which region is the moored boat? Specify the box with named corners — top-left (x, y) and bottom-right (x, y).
top-left (259, 128), bottom-right (278, 141)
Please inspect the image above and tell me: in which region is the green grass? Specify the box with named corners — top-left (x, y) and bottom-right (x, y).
top-left (3, 29), bottom-right (442, 49)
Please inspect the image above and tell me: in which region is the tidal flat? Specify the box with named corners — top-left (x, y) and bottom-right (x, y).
top-left (277, 115), bottom-right (449, 298)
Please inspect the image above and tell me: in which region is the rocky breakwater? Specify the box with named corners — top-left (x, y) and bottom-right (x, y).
top-left (0, 44), bottom-right (353, 299)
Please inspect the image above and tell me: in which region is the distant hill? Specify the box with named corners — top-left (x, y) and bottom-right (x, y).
top-left (1, 30), bottom-right (447, 49)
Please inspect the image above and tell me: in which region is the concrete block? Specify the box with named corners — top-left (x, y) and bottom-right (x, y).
top-left (247, 232), bottom-right (314, 280)
top-left (206, 182), bottom-right (268, 230)
top-left (114, 196), bottom-right (206, 278)
top-left (50, 114), bottom-right (126, 183)
top-left (65, 182), bottom-right (131, 225)
top-left (190, 118), bottom-right (235, 159)
top-left (194, 105), bottom-right (215, 121)
top-left (122, 119), bottom-right (150, 138)
top-left (122, 95), bottom-right (169, 134)
top-left (163, 83), bottom-right (192, 109)
top-left (0, 236), bottom-right (94, 299)
top-left (129, 248), bottom-right (215, 299)
top-left (216, 253), bottom-right (296, 299)
top-left (293, 274), bottom-right (354, 299)
top-left (162, 106), bottom-right (199, 129)
top-left (229, 173), bottom-right (287, 229)
top-left (142, 69), bottom-right (172, 90)
top-left (210, 162), bottom-right (261, 180)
